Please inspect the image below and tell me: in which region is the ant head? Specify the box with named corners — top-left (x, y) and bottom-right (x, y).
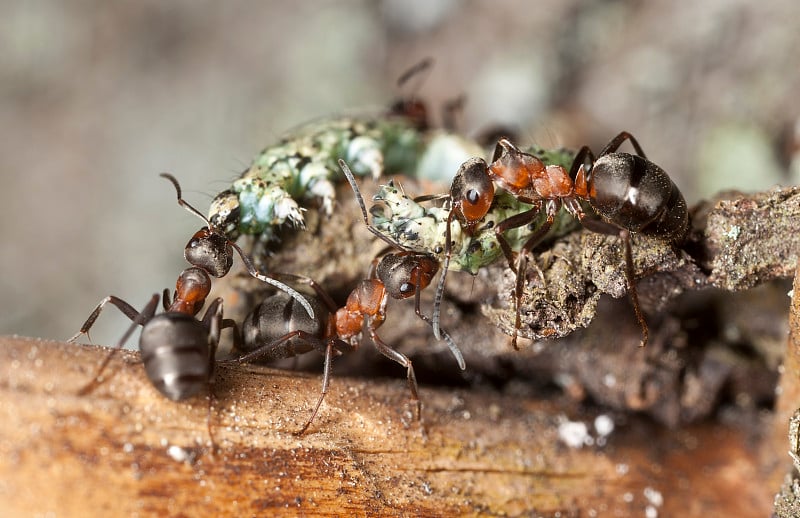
top-left (174, 267), bottom-right (212, 315)
top-left (451, 157), bottom-right (494, 229)
top-left (161, 173), bottom-right (235, 278)
top-left (185, 227), bottom-right (233, 278)
top-left (376, 252), bottom-right (438, 300)
top-left (161, 173), bottom-right (318, 320)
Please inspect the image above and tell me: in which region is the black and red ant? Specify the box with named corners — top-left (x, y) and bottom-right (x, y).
top-left (340, 159), bottom-right (466, 368)
top-left (69, 173), bottom-right (316, 445)
top-left (438, 131), bottom-right (688, 349)
top-left (220, 159), bottom-right (465, 435)
top-left (159, 173), bottom-right (315, 319)
top-left (222, 263), bottom-right (463, 435)
top-left (69, 266), bottom-right (236, 444)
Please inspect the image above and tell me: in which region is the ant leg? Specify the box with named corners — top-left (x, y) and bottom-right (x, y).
top-left (493, 207), bottom-right (546, 272)
top-left (414, 287), bottom-right (465, 370)
top-left (490, 203), bottom-right (557, 349)
top-left (619, 229), bottom-right (649, 348)
top-left (431, 211), bottom-right (456, 340)
top-left (599, 131), bottom-right (647, 159)
top-left (76, 294), bottom-right (160, 396)
top-left (296, 340), bottom-right (337, 436)
top-left (413, 192), bottom-right (450, 204)
top-left (269, 271), bottom-right (338, 314)
top-left (221, 331), bottom-right (351, 365)
top-left (161, 289), bottom-right (172, 311)
top-left (229, 241), bottom-right (315, 320)
top-left (201, 298), bottom-right (225, 451)
top-left (69, 295), bottom-right (144, 343)
top-left (511, 223), bottom-right (553, 350)
top-left (441, 93), bottom-right (466, 132)
top-left (221, 318), bottom-right (241, 351)
top-left (368, 327), bottom-right (421, 423)
top-left (580, 218), bottom-right (649, 347)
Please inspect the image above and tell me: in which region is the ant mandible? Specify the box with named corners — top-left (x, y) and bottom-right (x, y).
top-left (442, 131), bottom-right (688, 349)
top-left (159, 173), bottom-right (315, 320)
top-left (69, 266), bottom-right (237, 445)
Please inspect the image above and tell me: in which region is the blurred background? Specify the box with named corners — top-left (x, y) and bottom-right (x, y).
top-left (2, 0), bottom-right (799, 345)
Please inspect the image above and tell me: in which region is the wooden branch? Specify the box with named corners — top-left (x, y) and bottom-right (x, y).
top-left (1, 336), bottom-right (772, 516)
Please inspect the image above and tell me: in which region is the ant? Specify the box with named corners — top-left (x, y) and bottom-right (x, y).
top-left (388, 57), bottom-right (433, 132)
top-left (222, 265), bottom-right (463, 435)
top-left (159, 173), bottom-right (315, 320)
top-left (218, 158), bottom-right (464, 435)
top-left (340, 159), bottom-right (466, 368)
top-left (69, 173), bottom-right (315, 446)
top-left (438, 131), bottom-right (688, 349)
top-left (69, 266), bottom-right (236, 445)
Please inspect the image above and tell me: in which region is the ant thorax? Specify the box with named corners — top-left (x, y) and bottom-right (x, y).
top-left (523, 145), bottom-right (577, 172)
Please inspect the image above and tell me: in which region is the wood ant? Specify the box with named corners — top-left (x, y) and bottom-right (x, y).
top-left (159, 173), bottom-right (315, 320)
top-left (69, 173), bottom-right (313, 446)
top-left (440, 131), bottom-right (688, 349)
top-left (69, 266), bottom-right (236, 445)
top-left (340, 158), bottom-right (466, 369)
top-left (218, 158), bottom-right (464, 435)
top-left (223, 265), bottom-right (463, 435)
top-left (388, 57), bottom-right (433, 131)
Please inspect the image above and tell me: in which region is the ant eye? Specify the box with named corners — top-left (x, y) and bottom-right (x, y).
top-left (466, 189), bottom-right (480, 205)
top-left (399, 282), bottom-right (415, 295)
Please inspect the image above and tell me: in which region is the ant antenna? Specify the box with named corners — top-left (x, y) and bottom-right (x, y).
top-left (160, 173), bottom-right (211, 225)
top-left (423, 311), bottom-right (464, 370)
top-left (431, 240), bottom-right (451, 341)
top-left (160, 173), bottom-right (315, 320)
top-left (396, 57), bottom-right (434, 89)
top-left (338, 160), bottom-right (414, 251)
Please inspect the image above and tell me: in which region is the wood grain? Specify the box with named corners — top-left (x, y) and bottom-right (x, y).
top-left (0, 336), bottom-right (773, 516)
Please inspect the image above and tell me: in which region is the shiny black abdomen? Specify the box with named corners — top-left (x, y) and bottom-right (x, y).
top-left (589, 153), bottom-right (688, 243)
top-left (139, 313), bottom-right (210, 401)
top-left (239, 292), bottom-right (329, 360)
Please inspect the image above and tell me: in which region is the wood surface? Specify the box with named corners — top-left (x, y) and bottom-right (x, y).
top-left (0, 336), bottom-right (774, 517)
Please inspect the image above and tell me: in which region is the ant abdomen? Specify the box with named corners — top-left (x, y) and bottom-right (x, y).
top-left (239, 292), bottom-right (330, 360)
top-left (139, 313), bottom-right (213, 401)
top-left (590, 153), bottom-right (689, 242)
